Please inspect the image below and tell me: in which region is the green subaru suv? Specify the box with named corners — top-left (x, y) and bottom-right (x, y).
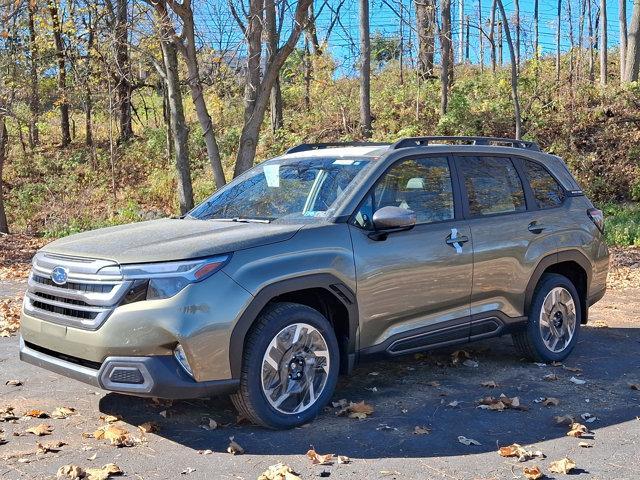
top-left (20, 136), bottom-right (609, 429)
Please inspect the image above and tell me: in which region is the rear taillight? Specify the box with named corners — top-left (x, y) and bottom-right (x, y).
top-left (587, 208), bottom-right (604, 233)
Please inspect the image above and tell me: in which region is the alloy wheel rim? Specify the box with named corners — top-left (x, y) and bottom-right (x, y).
top-left (260, 323), bottom-right (330, 415)
top-left (539, 287), bottom-right (577, 353)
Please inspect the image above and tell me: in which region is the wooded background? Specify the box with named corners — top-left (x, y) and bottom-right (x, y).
top-left (0, 0), bottom-right (639, 245)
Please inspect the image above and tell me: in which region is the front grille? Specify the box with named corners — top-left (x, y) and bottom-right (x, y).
top-left (24, 253), bottom-right (132, 330)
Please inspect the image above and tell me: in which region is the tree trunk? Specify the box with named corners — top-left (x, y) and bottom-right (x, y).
top-left (233, 0), bottom-right (313, 177)
top-left (115, 0), bottom-right (134, 142)
top-left (514, 0), bottom-right (520, 70)
top-left (85, 11), bottom-right (95, 147)
top-left (489, 0), bottom-right (497, 72)
top-left (27, 0), bottom-right (39, 148)
top-left (588, 0), bottom-right (595, 81)
top-left (0, 115), bottom-right (8, 234)
top-left (156, 8), bottom-right (194, 214)
top-left (496, 0), bottom-right (521, 139)
top-left (360, 0), bottom-right (372, 138)
top-left (534, 0), bottom-right (539, 61)
top-left (600, 0), bottom-right (608, 85)
top-left (304, 38), bottom-right (312, 110)
top-left (624, 0), bottom-right (640, 81)
top-left (620, 0), bottom-right (628, 80)
top-left (48, 0), bottom-right (71, 147)
top-left (578, 0), bottom-right (586, 82)
top-left (266, 0), bottom-right (284, 133)
top-left (459, 0), bottom-right (465, 62)
top-left (440, 0), bottom-right (452, 115)
top-left (415, 0), bottom-right (436, 78)
top-left (498, 21), bottom-right (503, 66)
top-left (479, 0), bottom-right (484, 71)
top-left (556, 0), bottom-right (562, 84)
top-left (305, 3), bottom-right (322, 54)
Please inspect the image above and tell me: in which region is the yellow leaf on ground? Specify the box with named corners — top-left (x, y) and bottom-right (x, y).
top-left (578, 441), bottom-right (593, 448)
top-left (26, 424), bottom-right (53, 436)
top-left (567, 423), bottom-right (589, 438)
top-left (337, 455), bottom-right (350, 464)
top-left (93, 425), bottom-right (131, 446)
top-left (498, 443), bottom-right (544, 462)
top-left (258, 463), bottom-right (301, 480)
top-left (24, 409), bottom-right (49, 418)
top-left (549, 457), bottom-right (576, 474)
top-left (57, 464), bottom-right (85, 479)
top-left (51, 407), bottom-right (76, 419)
top-left (523, 466), bottom-right (544, 480)
top-left (227, 436), bottom-right (244, 455)
top-left (306, 448), bottom-right (334, 465)
top-left (85, 463), bottom-right (123, 480)
top-left (36, 441), bottom-right (66, 454)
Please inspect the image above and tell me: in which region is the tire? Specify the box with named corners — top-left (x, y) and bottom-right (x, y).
top-left (512, 273), bottom-right (582, 363)
top-left (230, 302), bottom-right (340, 429)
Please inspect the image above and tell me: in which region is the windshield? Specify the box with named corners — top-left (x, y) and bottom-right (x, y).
top-left (188, 156), bottom-right (373, 222)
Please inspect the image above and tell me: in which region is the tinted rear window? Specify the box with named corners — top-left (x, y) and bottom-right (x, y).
top-left (523, 160), bottom-right (565, 208)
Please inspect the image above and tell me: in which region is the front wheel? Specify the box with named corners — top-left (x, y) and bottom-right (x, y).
top-left (230, 302), bottom-right (340, 429)
top-left (512, 273), bottom-right (582, 362)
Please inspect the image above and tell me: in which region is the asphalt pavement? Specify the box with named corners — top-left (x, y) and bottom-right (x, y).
top-left (1, 285), bottom-right (639, 480)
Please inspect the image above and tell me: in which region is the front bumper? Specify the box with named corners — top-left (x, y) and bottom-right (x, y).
top-left (19, 337), bottom-right (239, 399)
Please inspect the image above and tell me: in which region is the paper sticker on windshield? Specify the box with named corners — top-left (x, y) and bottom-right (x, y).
top-left (333, 159), bottom-right (355, 165)
top-left (263, 164), bottom-right (280, 187)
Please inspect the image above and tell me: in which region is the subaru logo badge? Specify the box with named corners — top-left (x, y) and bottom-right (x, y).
top-left (51, 266), bottom-right (69, 286)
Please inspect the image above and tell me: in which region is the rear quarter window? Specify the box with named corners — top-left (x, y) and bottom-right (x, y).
top-left (523, 160), bottom-right (565, 208)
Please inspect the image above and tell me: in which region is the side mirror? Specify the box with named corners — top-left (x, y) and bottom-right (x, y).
top-left (372, 206), bottom-right (416, 231)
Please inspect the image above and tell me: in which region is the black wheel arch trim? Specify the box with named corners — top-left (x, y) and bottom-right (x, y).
top-left (228, 273), bottom-right (359, 378)
top-left (524, 250), bottom-right (592, 320)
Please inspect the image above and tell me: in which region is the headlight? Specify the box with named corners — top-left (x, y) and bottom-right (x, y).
top-left (120, 255), bottom-right (230, 301)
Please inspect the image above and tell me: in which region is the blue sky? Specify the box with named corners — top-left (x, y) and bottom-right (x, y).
top-left (195, 0), bottom-right (632, 73)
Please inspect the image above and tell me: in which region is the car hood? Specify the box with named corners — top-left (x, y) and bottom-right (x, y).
top-left (41, 218), bottom-right (303, 264)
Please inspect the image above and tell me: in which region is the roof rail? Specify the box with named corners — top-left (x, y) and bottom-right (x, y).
top-left (391, 136), bottom-right (540, 151)
top-left (286, 142), bottom-right (391, 154)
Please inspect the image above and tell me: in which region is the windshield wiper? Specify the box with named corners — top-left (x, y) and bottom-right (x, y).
top-left (210, 217), bottom-right (272, 224)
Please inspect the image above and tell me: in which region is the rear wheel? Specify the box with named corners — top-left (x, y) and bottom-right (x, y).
top-left (512, 273), bottom-right (582, 362)
top-left (231, 302), bottom-right (339, 429)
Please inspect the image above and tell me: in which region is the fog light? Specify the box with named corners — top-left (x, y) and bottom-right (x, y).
top-left (174, 344), bottom-right (194, 377)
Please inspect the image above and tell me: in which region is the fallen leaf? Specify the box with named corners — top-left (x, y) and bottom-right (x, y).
top-left (24, 409), bottom-right (49, 418)
top-left (227, 436), bottom-right (244, 455)
top-left (26, 424), bottom-right (53, 436)
top-left (549, 457), bottom-right (576, 474)
top-left (52, 407), bottom-right (76, 419)
top-left (336, 400), bottom-right (374, 419)
top-left (57, 464), bottom-right (85, 479)
top-left (562, 365), bottom-right (582, 373)
top-left (258, 463), bottom-right (301, 480)
top-left (578, 442), bottom-right (593, 448)
top-left (337, 455), bottom-right (350, 464)
top-left (481, 380), bottom-right (499, 388)
top-left (498, 443), bottom-right (545, 462)
top-left (99, 415), bottom-right (120, 423)
top-left (554, 415), bottom-right (575, 425)
top-left (426, 380), bottom-right (441, 387)
top-left (138, 422), bottom-right (158, 434)
top-left (306, 448), bottom-right (334, 465)
top-left (84, 463), bottom-right (123, 480)
top-left (523, 466), bottom-right (544, 480)
top-left (451, 350), bottom-right (471, 365)
top-left (458, 435), bottom-right (481, 446)
top-left (542, 397), bottom-right (560, 407)
top-left (447, 400), bottom-right (462, 408)
top-left (93, 425), bottom-right (132, 446)
top-left (477, 394), bottom-right (526, 411)
top-left (37, 441), bottom-right (66, 454)
top-left (5, 380), bottom-right (22, 386)
top-left (569, 376), bottom-right (586, 385)
top-left (413, 425), bottom-right (431, 435)
top-left (198, 449), bottom-right (213, 455)
top-left (567, 423), bottom-right (589, 438)
top-left (543, 373), bottom-right (559, 381)
top-left (180, 468), bottom-right (196, 475)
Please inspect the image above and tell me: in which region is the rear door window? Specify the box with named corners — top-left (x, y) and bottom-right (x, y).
top-left (522, 160), bottom-right (565, 208)
top-left (457, 156), bottom-right (526, 216)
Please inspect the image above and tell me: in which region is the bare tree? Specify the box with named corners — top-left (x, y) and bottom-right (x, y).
top-left (0, 112), bottom-right (8, 233)
top-left (415, 0), bottom-right (436, 78)
top-left (232, 0), bottom-right (313, 177)
top-left (489, 0), bottom-right (497, 72)
top-left (440, 0), bottom-right (453, 114)
top-left (496, 0), bottom-right (521, 138)
top-left (459, 0), bottom-right (464, 62)
top-left (159, 0), bottom-right (226, 189)
top-left (514, 0), bottom-right (520, 70)
top-left (48, 0), bottom-right (72, 146)
top-left (625, 0), bottom-right (640, 81)
top-left (360, 0), bottom-right (372, 138)
top-left (27, 0), bottom-right (39, 148)
top-left (588, 0), bottom-right (595, 81)
top-left (265, 0), bottom-right (284, 132)
top-left (534, 0), bottom-right (539, 63)
top-left (556, 0), bottom-right (562, 84)
top-left (620, 0), bottom-right (628, 79)
top-left (152, 1), bottom-right (194, 213)
top-left (600, 0), bottom-right (608, 85)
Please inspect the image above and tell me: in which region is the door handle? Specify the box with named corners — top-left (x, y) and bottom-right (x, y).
top-left (446, 235), bottom-right (469, 245)
top-left (528, 221), bottom-right (545, 234)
